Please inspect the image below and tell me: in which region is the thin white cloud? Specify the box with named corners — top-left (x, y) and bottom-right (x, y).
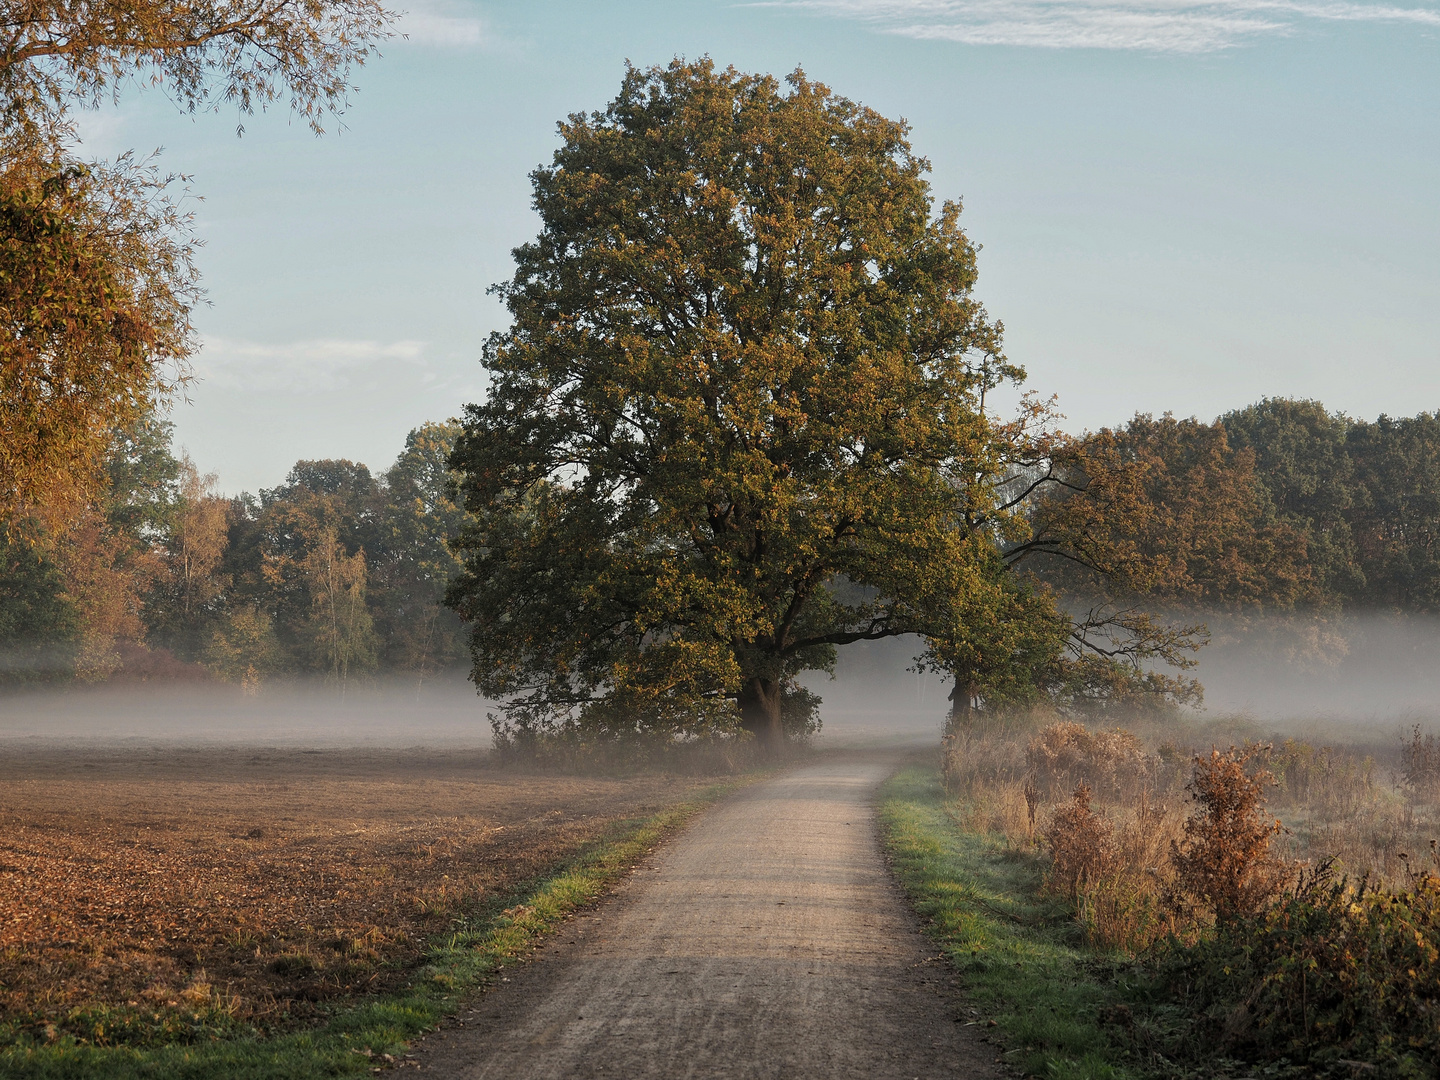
top-left (397, 0), bottom-right (487, 47)
top-left (195, 337), bottom-right (427, 393)
top-left (764, 0), bottom-right (1440, 51)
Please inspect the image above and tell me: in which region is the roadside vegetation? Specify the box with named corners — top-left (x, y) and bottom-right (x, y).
top-left (883, 714), bottom-right (1440, 1079)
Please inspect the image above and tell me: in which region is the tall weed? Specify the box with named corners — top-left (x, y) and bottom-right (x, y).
top-left (939, 713), bottom-right (1440, 1074)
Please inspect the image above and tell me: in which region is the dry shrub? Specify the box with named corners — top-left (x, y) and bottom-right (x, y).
top-left (950, 710), bottom-right (1440, 972)
top-left (1172, 747), bottom-right (1284, 921)
top-left (1264, 738), bottom-right (1375, 821)
top-left (1045, 783), bottom-right (1185, 952)
top-left (1044, 785), bottom-right (1115, 900)
top-left (941, 721), bottom-right (1033, 844)
top-left (1026, 721), bottom-right (1151, 803)
top-left (1080, 808), bottom-right (1185, 953)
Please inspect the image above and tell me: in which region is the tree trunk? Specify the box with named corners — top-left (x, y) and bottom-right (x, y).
top-left (738, 676), bottom-right (783, 748)
top-left (948, 678), bottom-right (977, 731)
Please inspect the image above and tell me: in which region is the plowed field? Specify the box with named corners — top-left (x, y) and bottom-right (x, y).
top-left (0, 745), bottom-right (710, 1044)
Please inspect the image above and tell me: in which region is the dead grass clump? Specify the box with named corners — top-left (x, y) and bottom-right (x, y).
top-left (941, 721), bottom-right (1033, 843)
top-left (1171, 747), bottom-right (1285, 922)
top-left (1044, 744), bottom-right (1290, 950)
top-left (1402, 724), bottom-right (1440, 800)
top-left (1026, 721), bottom-right (1151, 803)
top-left (1264, 738), bottom-right (1376, 821)
top-left (945, 708), bottom-right (1440, 1024)
top-left (1043, 782), bottom-right (1186, 953)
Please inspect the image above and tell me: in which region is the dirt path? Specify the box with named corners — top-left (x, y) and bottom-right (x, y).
top-left (412, 752), bottom-right (1000, 1079)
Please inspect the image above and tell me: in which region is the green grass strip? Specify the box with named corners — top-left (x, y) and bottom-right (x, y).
top-left (1, 774), bottom-right (753, 1079)
top-left (879, 764), bottom-right (1138, 1080)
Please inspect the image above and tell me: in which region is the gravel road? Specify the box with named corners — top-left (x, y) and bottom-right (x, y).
top-left (413, 752), bottom-right (1000, 1079)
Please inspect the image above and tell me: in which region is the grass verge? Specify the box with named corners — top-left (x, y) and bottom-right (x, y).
top-left (1, 773), bottom-right (754, 1079)
top-left (879, 763), bottom-right (1141, 1080)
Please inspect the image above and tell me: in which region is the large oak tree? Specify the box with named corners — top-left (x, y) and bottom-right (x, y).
top-left (447, 60), bottom-right (1042, 745)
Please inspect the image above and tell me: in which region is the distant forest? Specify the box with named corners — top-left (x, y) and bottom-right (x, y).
top-left (2, 395), bottom-right (1438, 689)
top-left (0, 418), bottom-right (468, 687)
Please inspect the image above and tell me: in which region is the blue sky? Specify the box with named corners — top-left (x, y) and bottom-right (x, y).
top-left (78, 0), bottom-right (1440, 494)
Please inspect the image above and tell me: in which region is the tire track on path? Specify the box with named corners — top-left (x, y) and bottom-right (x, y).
top-left (413, 751), bottom-right (1000, 1079)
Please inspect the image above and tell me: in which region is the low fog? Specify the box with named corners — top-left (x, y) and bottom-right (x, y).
top-left (1188, 614), bottom-right (1440, 740)
top-left (0, 672), bottom-right (491, 748)
top-left (5, 616), bottom-right (1439, 753)
top-left (0, 644), bottom-right (948, 751)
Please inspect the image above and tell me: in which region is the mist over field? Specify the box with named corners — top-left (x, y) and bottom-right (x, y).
top-left (1186, 615), bottom-right (1440, 740)
top-left (0, 645), bottom-right (948, 749)
top-left (0, 673), bottom-right (489, 748)
top-left (9, 617), bottom-right (1438, 752)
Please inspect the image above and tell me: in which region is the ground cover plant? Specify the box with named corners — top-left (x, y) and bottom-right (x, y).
top-left (886, 713), bottom-right (1440, 1079)
top-left (0, 744), bottom-right (749, 1076)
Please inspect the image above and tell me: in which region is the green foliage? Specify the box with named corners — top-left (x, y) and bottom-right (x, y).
top-left (0, 531), bottom-right (77, 682)
top-left (1159, 862), bottom-right (1440, 1076)
top-left (1221, 398), bottom-right (1362, 602)
top-left (920, 562), bottom-right (1072, 716)
top-left (202, 605), bottom-right (282, 683)
top-left (449, 58), bottom-right (1046, 745)
top-left (220, 460), bottom-right (381, 679)
top-left (100, 412), bottom-right (181, 540)
top-left (369, 422), bottom-right (470, 675)
top-left (1223, 398), bottom-right (1440, 615)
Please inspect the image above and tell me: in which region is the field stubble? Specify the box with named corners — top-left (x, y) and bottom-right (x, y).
top-left (0, 744), bottom-right (717, 1047)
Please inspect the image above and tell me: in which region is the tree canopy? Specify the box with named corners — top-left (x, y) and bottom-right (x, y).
top-left (447, 59), bottom-right (1055, 744)
top-left (1, 0), bottom-right (394, 142)
top-left (0, 0), bottom-right (396, 527)
top-left (0, 412), bottom-right (472, 686)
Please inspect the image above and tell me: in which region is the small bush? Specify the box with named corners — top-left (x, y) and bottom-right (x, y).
top-left (1402, 724), bottom-right (1440, 798)
top-left (1171, 747), bottom-right (1284, 922)
top-left (1044, 785), bottom-right (1115, 900)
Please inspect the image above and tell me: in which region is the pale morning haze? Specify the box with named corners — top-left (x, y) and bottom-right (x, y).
top-left (76, 0), bottom-right (1439, 494)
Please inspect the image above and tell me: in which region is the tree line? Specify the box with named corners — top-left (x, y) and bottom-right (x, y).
top-left (0, 416), bottom-right (469, 688)
top-left (5, 392), bottom-right (1426, 696)
top-left (1032, 398), bottom-right (1440, 618)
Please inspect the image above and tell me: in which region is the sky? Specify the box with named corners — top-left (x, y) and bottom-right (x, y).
top-left (76, 0), bottom-right (1440, 495)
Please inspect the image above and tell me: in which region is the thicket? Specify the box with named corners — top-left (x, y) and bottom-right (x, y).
top-left (942, 714), bottom-right (1440, 1075)
top-left (1161, 858), bottom-right (1440, 1074)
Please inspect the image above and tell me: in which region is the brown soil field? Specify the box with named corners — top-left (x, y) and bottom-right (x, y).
top-left (0, 745), bottom-right (714, 1038)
